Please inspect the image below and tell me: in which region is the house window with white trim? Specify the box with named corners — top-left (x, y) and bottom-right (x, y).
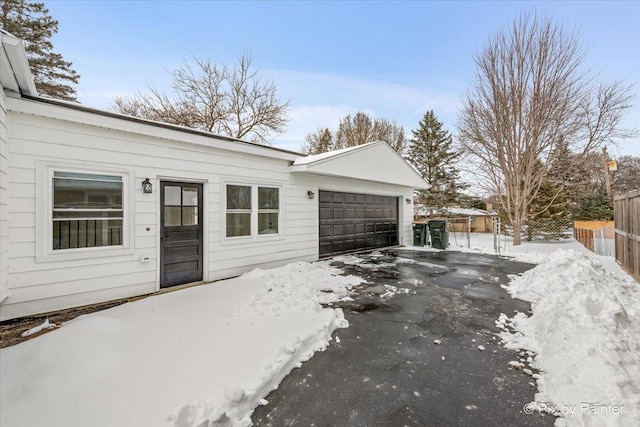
top-left (52, 172), bottom-right (124, 250)
top-left (225, 184), bottom-right (280, 238)
top-left (258, 187), bottom-right (279, 235)
top-left (226, 184), bottom-right (252, 237)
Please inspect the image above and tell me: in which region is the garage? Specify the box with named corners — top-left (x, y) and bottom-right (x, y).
top-left (319, 190), bottom-right (399, 257)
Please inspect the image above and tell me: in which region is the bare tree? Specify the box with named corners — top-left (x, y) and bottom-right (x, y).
top-left (457, 12), bottom-right (635, 245)
top-left (112, 54), bottom-right (290, 144)
top-left (576, 81), bottom-right (637, 155)
top-left (335, 112), bottom-right (375, 148)
top-left (372, 119), bottom-right (408, 153)
top-left (331, 112), bottom-right (407, 153)
top-left (303, 128), bottom-right (334, 154)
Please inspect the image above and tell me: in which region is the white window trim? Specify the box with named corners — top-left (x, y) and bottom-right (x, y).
top-left (222, 181), bottom-right (285, 244)
top-left (36, 161), bottom-right (135, 262)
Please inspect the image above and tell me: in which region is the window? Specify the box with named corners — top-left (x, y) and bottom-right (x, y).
top-left (258, 187), bottom-right (279, 235)
top-left (226, 185), bottom-right (252, 237)
top-left (164, 185), bottom-right (199, 226)
top-left (52, 172), bottom-right (123, 250)
top-left (225, 184), bottom-right (280, 238)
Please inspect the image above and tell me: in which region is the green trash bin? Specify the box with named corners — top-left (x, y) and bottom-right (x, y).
top-left (428, 220), bottom-right (449, 249)
top-left (413, 223), bottom-right (426, 246)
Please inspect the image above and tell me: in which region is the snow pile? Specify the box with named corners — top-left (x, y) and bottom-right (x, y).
top-left (1, 261), bottom-right (363, 427)
top-left (500, 250), bottom-right (640, 426)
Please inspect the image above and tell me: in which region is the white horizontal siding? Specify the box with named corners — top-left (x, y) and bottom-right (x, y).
top-left (1, 98), bottom-right (417, 320)
top-left (0, 88), bottom-right (9, 301)
top-left (1, 102), bottom-right (299, 320)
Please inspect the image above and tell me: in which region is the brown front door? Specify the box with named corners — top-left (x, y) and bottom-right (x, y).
top-left (160, 181), bottom-right (203, 288)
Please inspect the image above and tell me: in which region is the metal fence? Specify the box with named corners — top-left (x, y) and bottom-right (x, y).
top-left (614, 190), bottom-right (640, 281)
top-left (444, 217), bottom-right (607, 257)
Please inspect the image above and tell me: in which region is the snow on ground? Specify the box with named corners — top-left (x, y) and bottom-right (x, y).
top-left (499, 250), bottom-right (640, 427)
top-left (413, 233), bottom-right (639, 426)
top-left (0, 261), bottom-right (363, 427)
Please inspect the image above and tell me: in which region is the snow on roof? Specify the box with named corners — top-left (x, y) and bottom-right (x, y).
top-left (291, 141), bottom-right (428, 188)
top-left (293, 141), bottom-right (378, 165)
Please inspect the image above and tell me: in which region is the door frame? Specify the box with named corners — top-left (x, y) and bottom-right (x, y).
top-left (156, 178), bottom-right (208, 291)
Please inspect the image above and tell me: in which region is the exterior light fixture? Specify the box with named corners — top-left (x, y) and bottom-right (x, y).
top-left (406, 198), bottom-right (412, 204)
top-left (307, 191), bottom-right (315, 200)
top-left (142, 178), bottom-right (152, 194)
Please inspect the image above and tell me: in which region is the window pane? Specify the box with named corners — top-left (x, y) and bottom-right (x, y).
top-left (227, 185), bottom-right (251, 210)
top-left (226, 213), bottom-right (251, 237)
top-left (164, 186), bottom-right (181, 205)
top-left (258, 187), bottom-right (279, 209)
top-left (53, 219), bottom-right (122, 250)
top-left (164, 207), bottom-right (181, 226)
top-left (182, 207), bottom-right (198, 225)
top-left (182, 187), bottom-right (198, 206)
top-left (258, 213), bottom-right (279, 235)
top-left (54, 175), bottom-right (122, 209)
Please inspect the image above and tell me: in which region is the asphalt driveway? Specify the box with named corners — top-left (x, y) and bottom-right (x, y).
top-left (253, 249), bottom-right (556, 426)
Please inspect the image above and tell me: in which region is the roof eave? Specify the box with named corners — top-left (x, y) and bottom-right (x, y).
top-left (1, 30), bottom-right (38, 96)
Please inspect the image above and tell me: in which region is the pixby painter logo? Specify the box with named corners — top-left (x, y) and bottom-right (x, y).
top-left (523, 402), bottom-right (625, 416)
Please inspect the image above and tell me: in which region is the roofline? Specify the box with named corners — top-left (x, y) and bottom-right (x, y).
top-left (18, 94), bottom-right (305, 158)
top-left (292, 141), bottom-right (378, 167)
top-left (0, 29), bottom-right (38, 96)
top-left (291, 140), bottom-right (428, 187)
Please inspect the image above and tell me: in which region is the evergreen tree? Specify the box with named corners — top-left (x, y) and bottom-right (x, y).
top-left (525, 142), bottom-right (574, 240)
top-left (574, 191), bottom-right (614, 220)
top-left (406, 111), bottom-right (464, 213)
top-left (1, 0), bottom-right (80, 100)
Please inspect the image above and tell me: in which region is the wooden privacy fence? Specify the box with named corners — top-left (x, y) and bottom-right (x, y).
top-left (614, 190), bottom-right (640, 282)
top-left (574, 220), bottom-right (614, 254)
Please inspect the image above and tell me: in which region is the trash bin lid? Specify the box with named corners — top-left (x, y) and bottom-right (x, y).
top-left (427, 220), bottom-right (447, 229)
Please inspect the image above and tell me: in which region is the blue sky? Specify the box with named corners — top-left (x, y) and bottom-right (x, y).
top-left (44, 0), bottom-right (640, 156)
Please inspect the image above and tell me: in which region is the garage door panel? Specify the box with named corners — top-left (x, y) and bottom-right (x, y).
top-left (319, 190), bottom-right (398, 257)
top-left (319, 225), bottom-right (332, 237)
top-left (319, 207), bottom-right (331, 220)
top-left (319, 191), bottom-right (332, 203)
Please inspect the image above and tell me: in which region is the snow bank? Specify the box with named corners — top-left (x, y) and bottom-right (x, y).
top-left (500, 250), bottom-right (640, 426)
top-left (1, 261), bottom-right (363, 427)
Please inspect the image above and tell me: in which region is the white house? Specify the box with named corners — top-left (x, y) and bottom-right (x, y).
top-left (0, 31), bottom-right (427, 321)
